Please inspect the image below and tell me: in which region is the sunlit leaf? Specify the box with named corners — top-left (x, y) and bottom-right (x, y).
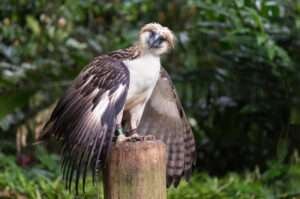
top-left (26, 16), bottom-right (41, 35)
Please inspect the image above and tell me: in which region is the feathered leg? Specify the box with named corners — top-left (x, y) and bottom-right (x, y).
top-left (116, 108), bottom-right (127, 143)
top-left (126, 103), bottom-right (155, 141)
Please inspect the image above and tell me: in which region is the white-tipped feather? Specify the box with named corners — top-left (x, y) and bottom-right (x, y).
top-left (92, 91), bottom-right (109, 119)
top-left (110, 84), bottom-right (127, 103)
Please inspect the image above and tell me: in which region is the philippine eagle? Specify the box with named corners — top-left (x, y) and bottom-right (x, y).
top-left (40, 23), bottom-right (196, 193)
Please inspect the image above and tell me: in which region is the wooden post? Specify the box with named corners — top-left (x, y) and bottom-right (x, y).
top-left (103, 140), bottom-right (167, 199)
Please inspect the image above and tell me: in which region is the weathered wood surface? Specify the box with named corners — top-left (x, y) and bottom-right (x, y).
top-left (103, 140), bottom-right (167, 199)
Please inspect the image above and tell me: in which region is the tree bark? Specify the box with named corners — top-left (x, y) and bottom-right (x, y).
top-left (103, 140), bottom-right (167, 199)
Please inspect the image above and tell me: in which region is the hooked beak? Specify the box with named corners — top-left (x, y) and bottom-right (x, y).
top-left (147, 32), bottom-right (163, 48)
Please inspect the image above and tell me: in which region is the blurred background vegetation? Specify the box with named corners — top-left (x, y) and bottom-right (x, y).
top-left (1, 0), bottom-right (300, 198)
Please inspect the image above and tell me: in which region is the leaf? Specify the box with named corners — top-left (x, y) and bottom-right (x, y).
top-left (66, 38), bottom-right (87, 49)
top-left (290, 108), bottom-right (300, 125)
top-left (0, 89), bottom-right (35, 121)
top-left (266, 40), bottom-right (276, 60)
top-left (256, 33), bottom-right (267, 46)
top-left (277, 137), bottom-right (289, 163)
top-left (235, 0), bottom-right (244, 8)
top-left (245, 7), bottom-right (264, 31)
top-left (26, 16), bottom-right (41, 35)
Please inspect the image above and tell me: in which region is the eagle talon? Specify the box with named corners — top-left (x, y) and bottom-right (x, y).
top-left (116, 133), bottom-right (142, 143)
top-left (116, 133), bottom-right (127, 143)
top-left (127, 133), bottom-right (144, 142)
top-left (144, 135), bottom-right (156, 141)
top-left (120, 133), bottom-right (156, 142)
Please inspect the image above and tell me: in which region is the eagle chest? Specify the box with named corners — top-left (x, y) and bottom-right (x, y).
top-left (124, 55), bottom-right (161, 102)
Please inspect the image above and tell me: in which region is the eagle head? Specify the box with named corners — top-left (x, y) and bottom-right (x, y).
top-left (139, 22), bottom-right (176, 56)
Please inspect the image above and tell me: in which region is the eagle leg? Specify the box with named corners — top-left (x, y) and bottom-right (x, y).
top-left (116, 109), bottom-right (127, 143)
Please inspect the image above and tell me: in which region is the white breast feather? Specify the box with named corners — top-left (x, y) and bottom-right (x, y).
top-left (123, 54), bottom-right (161, 101)
top-left (91, 91), bottom-right (109, 123)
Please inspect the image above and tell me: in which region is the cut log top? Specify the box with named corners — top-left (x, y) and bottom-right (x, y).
top-left (104, 140), bottom-right (167, 199)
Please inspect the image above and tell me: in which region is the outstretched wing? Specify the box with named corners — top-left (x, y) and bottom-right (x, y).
top-left (40, 56), bottom-right (129, 193)
top-left (137, 68), bottom-right (196, 187)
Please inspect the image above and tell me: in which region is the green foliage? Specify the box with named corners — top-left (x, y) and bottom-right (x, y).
top-left (173, 0), bottom-right (300, 173)
top-left (1, 147), bottom-right (300, 199)
top-left (169, 162), bottom-right (300, 199)
top-left (169, 173), bottom-right (271, 199)
top-left (0, 152), bottom-right (73, 198)
top-left (0, 147), bottom-right (103, 198)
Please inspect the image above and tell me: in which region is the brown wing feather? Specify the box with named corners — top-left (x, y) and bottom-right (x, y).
top-left (137, 68), bottom-right (196, 187)
top-left (40, 55), bottom-right (129, 193)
